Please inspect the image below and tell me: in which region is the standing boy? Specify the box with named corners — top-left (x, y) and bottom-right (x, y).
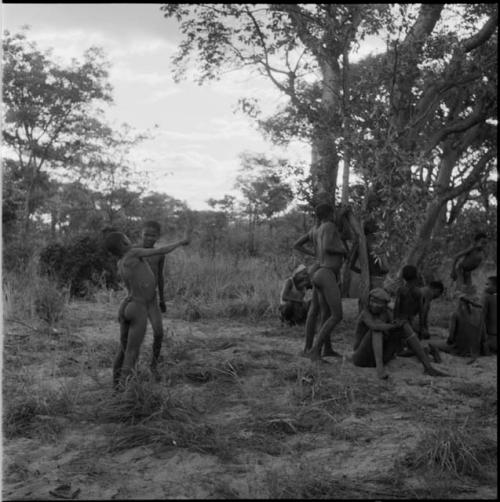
top-left (104, 230), bottom-right (189, 389)
top-left (140, 221), bottom-right (168, 373)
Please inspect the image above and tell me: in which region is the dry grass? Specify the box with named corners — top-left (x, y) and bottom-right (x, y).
top-left (164, 250), bottom-right (284, 320)
top-left (404, 418), bottom-right (497, 481)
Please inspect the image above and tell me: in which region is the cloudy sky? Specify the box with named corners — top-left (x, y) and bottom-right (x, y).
top-left (2, 4), bottom-right (303, 209)
top-left (3, 4), bottom-right (385, 210)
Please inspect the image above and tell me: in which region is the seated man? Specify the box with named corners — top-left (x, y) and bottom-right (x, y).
top-left (482, 276), bottom-right (497, 353)
top-left (352, 288), bottom-right (447, 379)
top-left (279, 264), bottom-right (312, 326)
top-left (429, 292), bottom-right (488, 359)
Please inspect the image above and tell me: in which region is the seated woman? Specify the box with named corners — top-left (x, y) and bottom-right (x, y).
top-left (279, 264), bottom-right (312, 326)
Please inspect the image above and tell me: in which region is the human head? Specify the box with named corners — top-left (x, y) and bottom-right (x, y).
top-left (293, 264), bottom-right (311, 289)
top-left (401, 265), bottom-right (418, 284)
top-left (485, 276), bottom-right (497, 294)
top-left (314, 202), bottom-right (334, 223)
top-left (142, 220), bottom-right (161, 248)
top-left (104, 232), bottom-right (131, 257)
top-left (428, 280), bottom-right (444, 299)
top-left (368, 287), bottom-right (390, 315)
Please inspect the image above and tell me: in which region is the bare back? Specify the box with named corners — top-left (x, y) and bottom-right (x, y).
top-left (118, 249), bottom-right (157, 304)
top-left (316, 221), bottom-right (346, 272)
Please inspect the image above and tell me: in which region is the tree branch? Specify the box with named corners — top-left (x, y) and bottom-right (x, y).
top-left (443, 151), bottom-right (495, 202)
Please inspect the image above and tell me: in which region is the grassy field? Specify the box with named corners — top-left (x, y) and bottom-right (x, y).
top-left (2, 276), bottom-right (497, 500)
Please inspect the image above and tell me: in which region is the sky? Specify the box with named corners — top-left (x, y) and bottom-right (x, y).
top-left (2, 3), bottom-right (385, 210)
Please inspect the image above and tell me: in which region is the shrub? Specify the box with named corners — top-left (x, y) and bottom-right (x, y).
top-left (39, 234), bottom-right (119, 298)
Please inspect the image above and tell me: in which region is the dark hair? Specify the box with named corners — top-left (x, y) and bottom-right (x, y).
top-left (487, 276), bottom-right (497, 287)
top-left (402, 265), bottom-right (418, 281)
top-left (474, 232), bottom-right (487, 241)
top-left (429, 280), bottom-right (444, 293)
top-left (143, 220), bottom-right (161, 233)
top-left (104, 232), bottom-right (127, 257)
top-left (315, 202), bottom-right (333, 221)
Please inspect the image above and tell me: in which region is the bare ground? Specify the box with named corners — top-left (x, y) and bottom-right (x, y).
top-left (2, 298), bottom-right (497, 499)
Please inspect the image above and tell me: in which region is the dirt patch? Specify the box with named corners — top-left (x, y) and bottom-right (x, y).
top-left (2, 298), bottom-right (497, 499)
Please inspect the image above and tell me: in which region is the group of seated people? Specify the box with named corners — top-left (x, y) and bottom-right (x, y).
top-left (279, 222), bottom-right (496, 379)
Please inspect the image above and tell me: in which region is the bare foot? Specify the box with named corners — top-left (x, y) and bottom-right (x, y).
top-left (428, 344), bottom-right (442, 364)
top-left (376, 366), bottom-right (389, 379)
top-left (306, 348), bottom-right (322, 362)
top-left (424, 366), bottom-right (448, 377)
top-left (322, 349), bottom-right (343, 358)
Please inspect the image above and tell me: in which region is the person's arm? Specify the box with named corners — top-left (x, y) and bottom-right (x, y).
top-left (417, 290), bottom-right (425, 336)
top-left (293, 232), bottom-right (315, 257)
top-left (158, 256), bottom-right (166, 313)
top-left (361, 310), bottom-right (395, 332)
top-left (136, 235), bottom-right (189, 258)
top-left (447, 312), bottom-right (458, 344)
top-left (420, 293), bottom-right (431, 337)
top-left (393, 289), bottom-right (402, 319)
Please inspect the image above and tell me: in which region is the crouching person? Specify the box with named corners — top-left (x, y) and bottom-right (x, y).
top-left (352, 288), bottom-right (448, 379)
top-left (279, 264), bottom-right (312, 326)
top-left (429, 292), bottom-right (490, 359)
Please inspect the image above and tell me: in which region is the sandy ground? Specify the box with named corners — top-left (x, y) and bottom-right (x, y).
top-left (2, 298), bottom-right (497, 499)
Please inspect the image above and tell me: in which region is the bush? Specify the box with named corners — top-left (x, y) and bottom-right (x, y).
top-left (39, 234), bottom-right (119, 298)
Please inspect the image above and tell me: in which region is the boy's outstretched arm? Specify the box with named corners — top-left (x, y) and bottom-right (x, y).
top-left (138, 236), bottom-right (190, 258)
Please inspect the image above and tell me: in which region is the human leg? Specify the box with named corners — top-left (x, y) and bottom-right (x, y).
top-left (148, 302), bottom-right (165, 377)
top-left (404, 328), bottom-right (448, 376)
top-left (303, 288), bottom-right (319, 353)
top-left (308, 268), bottom-right (343, 361)
top-left (119, 301), bottom-right (148, 386)
top-left (113, 302), bottom-right (130, 388)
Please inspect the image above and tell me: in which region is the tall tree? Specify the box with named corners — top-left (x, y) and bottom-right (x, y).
top-left (161, 3), bottom-right (389, 203)
top-left (2, 29), bottom-right (113, 233)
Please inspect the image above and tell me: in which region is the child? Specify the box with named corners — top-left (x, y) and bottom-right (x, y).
top-left (279, 264), bottom-right (312, 326)
top-left (104, 230), bottom-right (189, 389)
top-left (451, 232), bottom-right (488, 291)
top-left (481, 276), bottom-right (497, 353)
top-left (353, 288), bottom-right (448, 378)
top-left (429, 292), bottom-right (488, 358)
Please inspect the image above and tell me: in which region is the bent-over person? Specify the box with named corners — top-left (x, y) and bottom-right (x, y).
top-left (279, 264), bottom-right (312, 326)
